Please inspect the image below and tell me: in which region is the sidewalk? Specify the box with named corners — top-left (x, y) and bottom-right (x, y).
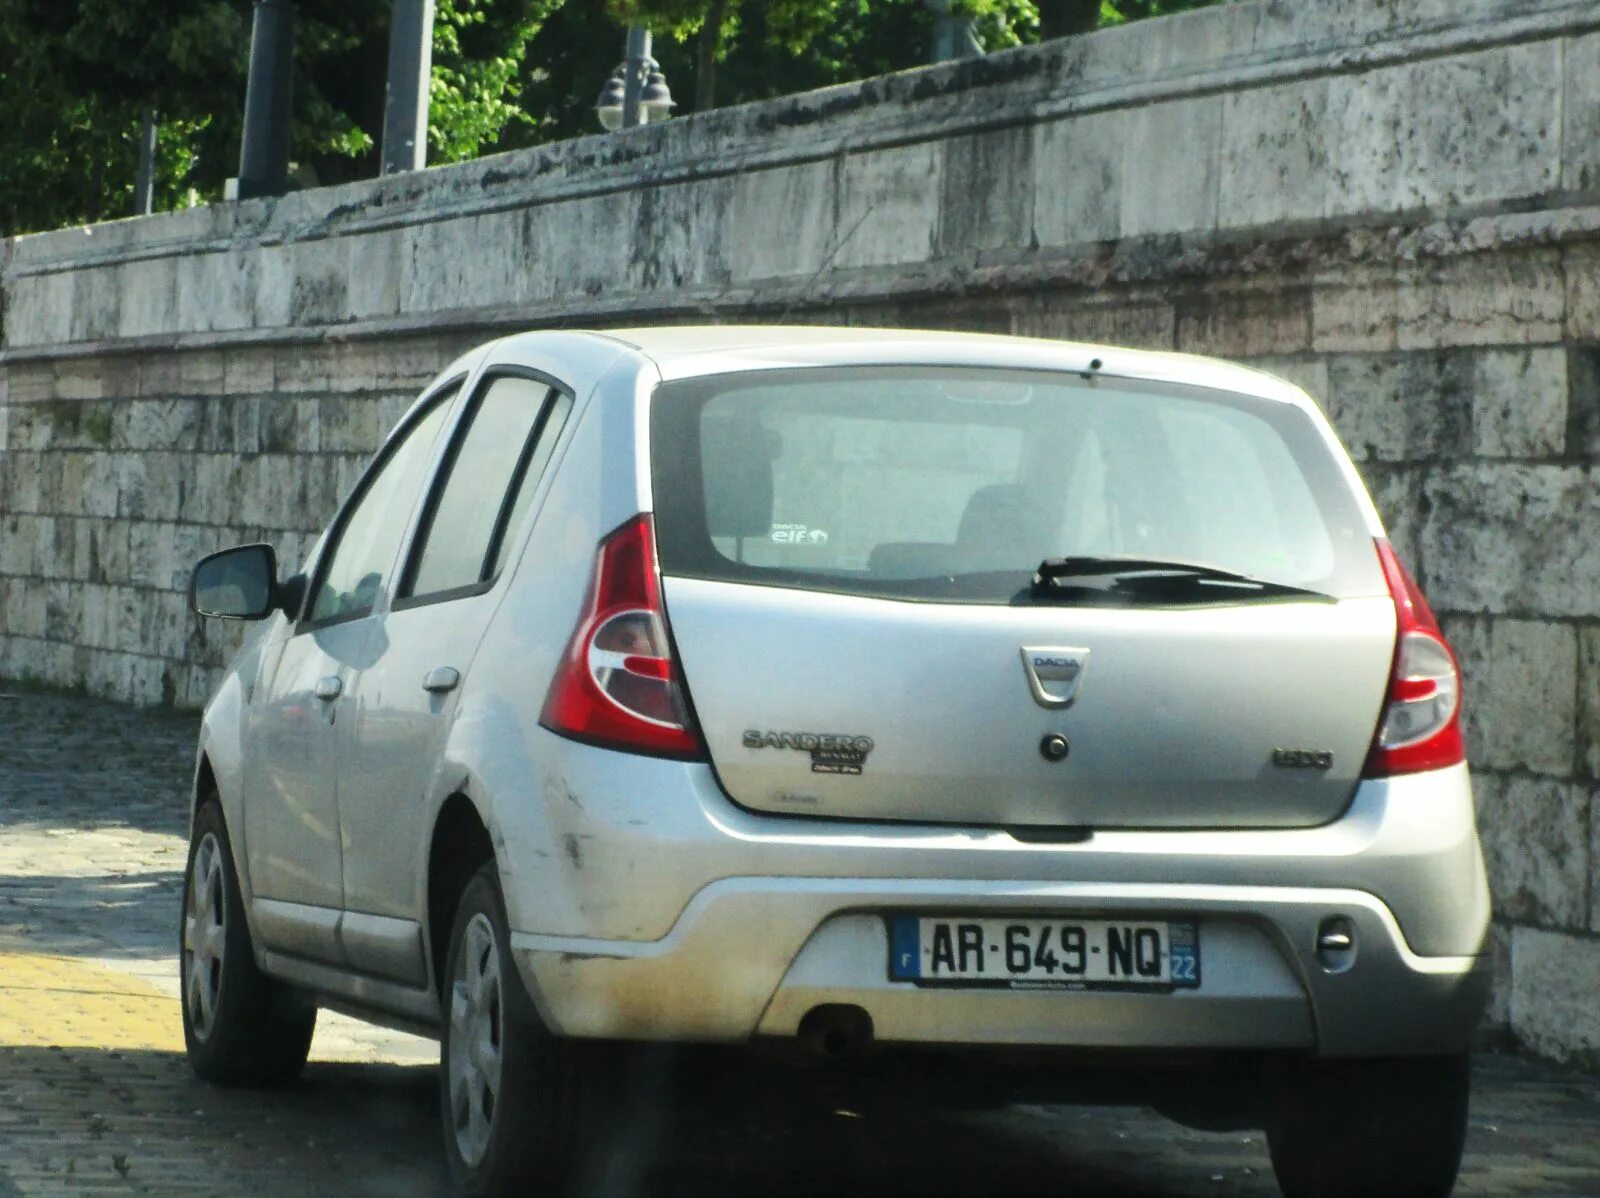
top-left (1, 689), bottom-right (1597, 1196)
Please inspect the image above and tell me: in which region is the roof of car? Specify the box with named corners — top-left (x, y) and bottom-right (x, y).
top-left (577, 325), bottom-right (1311, 405)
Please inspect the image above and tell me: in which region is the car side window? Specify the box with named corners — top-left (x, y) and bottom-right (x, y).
top-left (403, 375), bottom-right (571, 601)
top-left (307, 390), bottom-right (456, 625)
top-left (488, 390), bottom-right (573, 579)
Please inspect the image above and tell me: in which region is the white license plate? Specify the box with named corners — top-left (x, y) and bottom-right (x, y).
top-left (888, 916), bottom-right (1200, 990)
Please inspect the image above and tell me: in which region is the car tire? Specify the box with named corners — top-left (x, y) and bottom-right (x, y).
top-left (1264, 1053), bottom-right (1470, 1198)
top-left (180, 796), bottom-right (317, 1086)
top-left (440, 862), bottom-right (583, 1198)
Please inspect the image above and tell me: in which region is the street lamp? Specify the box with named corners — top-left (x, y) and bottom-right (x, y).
top-left (595, 27), bottom-right (675, 131)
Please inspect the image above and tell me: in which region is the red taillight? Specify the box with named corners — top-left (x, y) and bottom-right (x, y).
top-left (1363, 539), bottom-right (1464, 777)
top-left (539, 515), bottom-right (705, 760)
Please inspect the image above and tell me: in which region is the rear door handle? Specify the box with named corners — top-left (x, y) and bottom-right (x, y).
top-left (423, 667), bottom-right (461, 694)
top-left (314, 676), bottom-right (343, 701)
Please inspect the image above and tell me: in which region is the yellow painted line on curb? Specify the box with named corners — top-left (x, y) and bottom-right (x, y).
top-left (0, 952), bottom-right (183, 1051)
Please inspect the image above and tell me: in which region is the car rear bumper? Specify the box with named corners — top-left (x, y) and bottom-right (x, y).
top-left (511, 878), bottom-right (1487, 1056)
top-left (497, 733), bottom-right (1489, 1057)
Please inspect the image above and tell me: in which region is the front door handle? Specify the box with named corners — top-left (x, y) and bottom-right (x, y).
top-left (314, 675), bottom-right (343, 702)
top-left (423, 666), bottom-right (461, 694)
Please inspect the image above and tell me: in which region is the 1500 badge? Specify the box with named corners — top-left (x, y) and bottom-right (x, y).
top-left (1273, 748), bottom-right (1334, 770)
top-left (744, 730), bottom-right (875, 775)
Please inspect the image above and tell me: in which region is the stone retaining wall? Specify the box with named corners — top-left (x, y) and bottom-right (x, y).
top-left (3, 0), bottom-right (1599, 1061)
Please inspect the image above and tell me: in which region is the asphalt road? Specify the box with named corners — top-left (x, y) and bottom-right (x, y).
top-left (1, 689), bottom-right (1597, 1196)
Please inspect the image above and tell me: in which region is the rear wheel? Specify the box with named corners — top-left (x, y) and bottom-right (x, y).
top-left (440, 863), bottom-right (584, 1197)
top-left (180, 797), bottom-right (316, 1086)
top-left (1265, 1053), bottom-right (1470, 1198)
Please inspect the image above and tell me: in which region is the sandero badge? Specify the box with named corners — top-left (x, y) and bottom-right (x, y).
top-left (743, 729), bottom-right (876, 775)
top-left (1021, 646), bottom-right (1091, 709)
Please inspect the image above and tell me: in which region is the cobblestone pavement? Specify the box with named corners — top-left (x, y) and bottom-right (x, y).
top-left (2, 690), bottom-right (1599, 1196)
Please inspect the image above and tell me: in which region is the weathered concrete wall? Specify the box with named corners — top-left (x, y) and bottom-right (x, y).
top-left (3, 0), bottom-right (1599, 1061)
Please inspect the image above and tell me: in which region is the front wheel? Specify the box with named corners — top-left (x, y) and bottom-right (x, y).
top-left (441, 863), bottom-right (585, 1197)
top-left (1265, 1053), bottom-right (1470, 1198)
top-left (180, 798), bottom-right (316, 1086)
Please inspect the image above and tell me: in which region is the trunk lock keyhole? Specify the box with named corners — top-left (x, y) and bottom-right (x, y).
top-left (1040, 734), bottom-right (1070, 762)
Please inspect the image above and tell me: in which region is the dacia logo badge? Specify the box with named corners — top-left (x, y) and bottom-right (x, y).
top-left (1021, 646), bottom-right (1091, 709)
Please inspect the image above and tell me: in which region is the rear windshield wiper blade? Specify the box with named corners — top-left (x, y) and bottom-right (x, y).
top-left (1031, 556), bottom-right (1332, 601)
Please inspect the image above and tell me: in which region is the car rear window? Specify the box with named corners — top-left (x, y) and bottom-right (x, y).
top-left (651, 366), bottom-right (1383, 603)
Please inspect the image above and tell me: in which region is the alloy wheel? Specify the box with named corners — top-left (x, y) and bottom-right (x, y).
top-left (448, 911), bottom-right (505, 1168)
top-left (182, 831), bottom-right (227, 1041)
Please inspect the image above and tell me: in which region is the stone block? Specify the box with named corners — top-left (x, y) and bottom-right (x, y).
top-left (1470, 348), bottom-right (1568, 459)
top-left (1563, 32), bottom-right (1600, 194)
top-left (728, 160), bottom-right (837, 281)
top-left (1311, 265), bottom-right (1401, 354)
top-left (347, 228), bottom-right (404, 321)
top-left (319, 397), bottom-right (383, 454)
top-left (1012, 296), bottom-right (1175, 349)
top-left (223, 348), bottom-right (276, 396)
top-left (0, 449), bottom-right (41, 513)
top-left (52, 362), bottom-right (107, 401)
top-left (1576, 626), bottom-right (1600, 781)
top-left (1323, 43), bottom-right (1561, 219)
top-left (1465, 618), bottom-right (1576, 777)
top-left (0, 578), bottom-right (46, 639)
top-left (938, 125), bottom-right (1033, 257)
top-left (529, 189), bottom-right (638, 302)
top-left (72, 519), bottom-right (127, 586)
top-left (834, 143), bottom-right (941, 270)
top-left (1219, 77), bottom-right (1330, 228)
top-left (1474, 774), bottom-right (1589, 929)
top-left (1033, 108), bottom-right (1125, 249)
top-left (64, 268), bottom-right (114, 343)
top-left (255, 244), bottom-right (294, 329)
top-left (1510, 926), bottom-right (1600, 1063)
top-left (1393, 250), bottom-right (1565, 351)
top-left (1121, 96), bottom-right (1222, 238)
top-left (3, 271), bottom-right (73, 348)
top-left (175, 250), bottom-right (256, 333)
top-left (289, 238), bottom-right (351, 327)
top-left (120, 399), bottom-right (202, 452)
top-left (1569, 244), bottom-right (1600, 342)
top-left (1324, 351), bottom-right (1473, 463)
top-left (1176, 287), bottom-right (1312, 359)
top-left (631, 178), bottom-right (733, 294)
top-left (1421, 464), bottom-right (1600, 619)
top-left (115, 256), bottom-right (178, 340)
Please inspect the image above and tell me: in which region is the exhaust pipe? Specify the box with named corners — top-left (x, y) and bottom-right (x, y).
top-left (797, 1004), bottom-right (874, 1060)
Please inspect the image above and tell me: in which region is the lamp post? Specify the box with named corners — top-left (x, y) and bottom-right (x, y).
top-left (381, 0), bottom-right (435, 175)
top-left (925, 0), bottom-right (982, 62)
top-left (237, 0), bottom-right (296, 199)
top-left (595, 27), bottom-right (675, 132)
top-left (134, 110), bottom-right (158, 216)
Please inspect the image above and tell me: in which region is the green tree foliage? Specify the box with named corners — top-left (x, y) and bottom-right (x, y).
top-left (0, 0), bottom-right (558, 235)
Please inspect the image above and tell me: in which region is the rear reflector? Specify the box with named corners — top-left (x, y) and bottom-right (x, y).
top-left (540, 515), bottom-right (706, 760)
top-left (1364, 540), bottom-right (1464, 777)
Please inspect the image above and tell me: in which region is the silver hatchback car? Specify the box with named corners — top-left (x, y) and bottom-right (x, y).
top-left (185, 327), bottom-right (1489, 1197)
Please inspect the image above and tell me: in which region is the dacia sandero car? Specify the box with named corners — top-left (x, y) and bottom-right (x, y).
top-left (184, 327), bottom-right (1489, 1197)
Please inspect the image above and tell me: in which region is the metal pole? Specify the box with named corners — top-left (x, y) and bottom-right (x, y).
top-left (237, 0), bottom-right (296, 199)
top-left (621, 26), bottom-right (650, 129)
top-left (380, 0), bottom-right (435, 175)
top-left (926, 0), bottom-right (982, 62)
top-left (134, 110), bottom-right (158, 216)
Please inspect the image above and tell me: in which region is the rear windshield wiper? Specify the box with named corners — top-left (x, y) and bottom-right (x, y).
top-left (1030, 556), bottom-right (1333, 602)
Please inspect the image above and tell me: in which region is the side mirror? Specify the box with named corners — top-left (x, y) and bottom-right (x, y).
top-left (191, 544), bottom-right (294, 621)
